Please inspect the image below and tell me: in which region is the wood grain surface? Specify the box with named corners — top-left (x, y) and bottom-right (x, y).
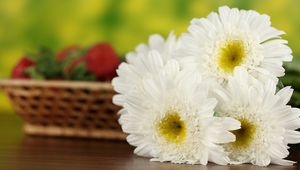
top-left (0, 113), bottom-right (299, 170)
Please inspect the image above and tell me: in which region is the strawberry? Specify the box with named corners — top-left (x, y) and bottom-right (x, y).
top-left (85, 43), bottom-right (120, 81)
top-left (56, 46), bottom-right (92, 81)
top-left (63, 57), bottom-right (85, 77)
top-left (11, 57), bottom-right (36, 79)
top-left (12, 44), bottom-right (120, 82)
top-left (56, 45), bottom-right (80, 61)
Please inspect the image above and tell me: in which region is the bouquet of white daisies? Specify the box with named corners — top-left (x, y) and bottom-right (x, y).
top-left (112, 6), bottom-right (300, 166)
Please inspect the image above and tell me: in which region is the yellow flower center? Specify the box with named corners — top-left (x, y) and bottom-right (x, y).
top-left (158, 112), bottom-right (186, 144)
top-left (229, 118), bottom-right (256, 149)
top-left (218, 39), bottom-right (246, 74)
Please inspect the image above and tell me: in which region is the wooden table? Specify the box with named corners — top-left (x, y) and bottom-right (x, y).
top-left (0, 113), bottom-right (300, 170)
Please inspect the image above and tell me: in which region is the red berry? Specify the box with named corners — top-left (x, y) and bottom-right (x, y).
top-left (85, 43), bottom-right (120, 81)
top-left (56, 45), bottom-right (80, 61)
top-left (63, 57), bottom-right (85, 76)
top-left (56, 45), bottom-right (85, 77)
top-left (11, 57), bottom-right (36, 79)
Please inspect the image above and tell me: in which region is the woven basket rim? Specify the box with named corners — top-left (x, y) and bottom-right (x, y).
top-left (0, 79), bottom-right (113, 90)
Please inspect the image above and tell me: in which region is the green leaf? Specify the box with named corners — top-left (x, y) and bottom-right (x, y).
top-left (284, 57), bottom-right (300, 73)
top-left (280, 74), bottom-right (300, 91)
top-left (280, 72), bottom-right (300, 107)
top-left (61, 49), bottom-right (86, 79)
top-left (213, 112), bottom-right (220, 117)
top-left (25, 66), bottom-right (45, 80)
top-left (35, 47), bottom-right (63, 79)
top-left (289, 91), bottom-right (300, 107)
top-left (276, 80), bottom-right (284, 92)
top-left (69, 63), bottom-right (96, 81)
top-left (22, 47), bottom-right (96, 81)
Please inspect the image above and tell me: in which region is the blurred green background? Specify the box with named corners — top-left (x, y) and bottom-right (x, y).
top-left (0, 0), bottom-right (300, 112)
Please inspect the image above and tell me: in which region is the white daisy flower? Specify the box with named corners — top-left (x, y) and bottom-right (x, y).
top-left (214, 68), bottom-right (300, 166)
top-left (112, 32), bottom-right (180, 107)
top-left (118, 64), bottom-right (240, 165)
top-left (179, 6), bottom-right (292, 84)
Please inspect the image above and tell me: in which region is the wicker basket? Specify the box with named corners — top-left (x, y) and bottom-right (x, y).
top-left (0, 79), bottom-right (126, 140)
